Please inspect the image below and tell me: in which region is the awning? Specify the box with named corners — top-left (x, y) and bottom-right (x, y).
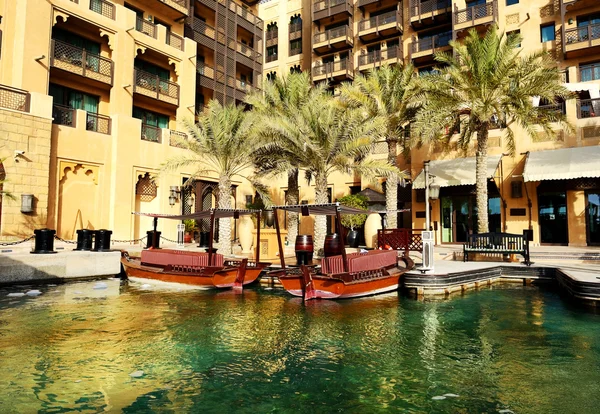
top-left (563, 82), bottom-right (600, 99)
top-left (132, 208), bottom-right (260, 220)
top-left (413, 155), bottom-right (502, 189)
top-left (523, 146), bottom-right (600, 182)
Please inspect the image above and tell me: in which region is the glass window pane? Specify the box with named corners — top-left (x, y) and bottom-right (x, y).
top-left (541, 24), bottom-right (555, 42)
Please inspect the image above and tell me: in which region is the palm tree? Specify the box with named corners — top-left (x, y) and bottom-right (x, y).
top-left (339, 64), bottom-right (418, 229)
top-left (412, 26), bottom-right (571, 234)
top-left (256, 81), bottom-right (404, 254)
top-left (245, 72), bottom-right (313, 245)
top-left (162, 101), bottom-right (268, 254)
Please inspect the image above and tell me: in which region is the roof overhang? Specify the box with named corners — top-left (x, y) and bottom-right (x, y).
top-left (523, 146), bottom-right (600, 182)
top-left (413, 155), bottom-right (502, 189)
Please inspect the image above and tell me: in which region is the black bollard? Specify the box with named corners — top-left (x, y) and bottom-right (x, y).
top-left (31, 228), bottom-right (57, 254)
top-left (74, 229), bottom-right (95, 251)
top-left (146, 230), bottom-right (161, 249)
top-left (94, 229), bottom-right (113, 252)
top-left (198, 231), bottom-right (210, 248)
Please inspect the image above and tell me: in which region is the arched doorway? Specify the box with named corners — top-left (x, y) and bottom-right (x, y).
top-left (57, 162), bottom-right (99, 239)
top-left (133, 172), bottom-right (159, 240)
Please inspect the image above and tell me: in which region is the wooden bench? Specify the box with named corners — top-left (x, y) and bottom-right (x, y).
top-left (463, 232), bottom-right (531, 266)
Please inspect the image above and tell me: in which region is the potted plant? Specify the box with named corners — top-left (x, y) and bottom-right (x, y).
top-left (337, 194), bottom-right (369, 248)
top-left (183, 219), bottom-right (198, 243)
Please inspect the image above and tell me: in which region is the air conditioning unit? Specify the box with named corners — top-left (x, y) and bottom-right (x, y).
top-left (421, 231), bottom-right (434, 273)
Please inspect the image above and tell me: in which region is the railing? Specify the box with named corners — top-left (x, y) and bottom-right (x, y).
top-left (236, 79), bottom-right (253, 91)
top-left (141, 124), bottom-right (161, 142)
top-left (224, 0), bottom-right (263, 28)
top-left (159, 0), bottom-right (189, 14)
top-left (314, 0), bottom-right (346, 13)
top-left (410, 0), bottom-right (451, 18)
top-left (377, 228), bottom-right (424, 255)
top-left (266, 28), bottom-right (278, 41)
top-left (0, 85), bottom-right (30, 113)
top-left (235, 41), bottom-right (261, 61)
top-left (454, 1), bottom-right (495, 25)
top-left (51, 40), bottom-right (114, 85)
top-left (314, 25), bottom-right (352, 44)
top-left (137, 16), bottom-right (157, 38)
top-left (265, 53), bottom-right (277, 63)
top-left (86, 112), bottom-right (111, 134)
top-left (564, 23), bottom-right (600, 46)
top-left (89, 0), bottom-right (115, 20)
top-left (411, 32), bottom-right (452, 53)
top-left (290, 47), bottom-right (302, 56)
top-left (167, 31), bottom-right (184, 51)
top-left (358, 47), bottom-right (401, 66)
top-left (358, 10), bottom-right (401, 32)
top-left (52, 104), bottom-right (75, 127)
top-left (578, 98), bottom-right (600, 118)
top-left (134, 68), bottom-right (179, 105)
top-left (580, 63), bottom-right (600, 82)
top-left (191, 18), bottom-right (216, 38)
top-left (313, 58), bottom-right (353, 77)
top-left (289, 22), bottom-right (302, 40)
top-left (197, 64), bottom-right (215, 78)
top-left (169, 130), bottom-right (188, 147)
top-left (538, 102), bottom-right (565, 115)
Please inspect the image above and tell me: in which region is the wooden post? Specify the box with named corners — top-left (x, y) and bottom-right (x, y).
top-left (274, 208), bottom-right (286, 269)
top-left (208, 209), bottom-right (215, 266)
top-left (335, 204), bottom-right (348, 273)
top-left (256, 210), bottom-right (261, 264)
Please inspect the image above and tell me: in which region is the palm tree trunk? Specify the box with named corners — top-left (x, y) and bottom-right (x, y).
top-left (476, 123), bottom-right (489, 234)
top-left (314, 172), bottom-right (328, 256)
top-left (386, 139), bottom-right (398, 229)
top-left (286, 168), bottom-right (299, 246)
top-left (217, 175), bottom-right (232, 254)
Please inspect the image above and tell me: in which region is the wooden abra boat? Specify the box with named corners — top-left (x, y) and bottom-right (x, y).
top-left (121, 209), bottom-right (270, 289)
top-left (269, 203), bottom-right (414, 300)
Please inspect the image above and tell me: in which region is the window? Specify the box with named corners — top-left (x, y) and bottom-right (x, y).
top-left (290, 65), bottom-right (301, 74)
top-left (49, 83), bottom-right (99, 127)
top-left (266, 71), bottom-right (276, 81)
top-left (541, 23), bottom-right (555, 42)
top-left (289, 39), bottom-right (302, 55)
top-left (52, 28), bottom-right (101, 71)
top-left (506, 0), bottom-right (518, 5)
top-left (266, 45), bottom-right (278, 62)
top-left (290, 15), bottom-right (302, 25)
top-left (240, 74), bottom-right (247, 87)
top-left (580, 61), bottom-right (600, 82)
top-left (507, 30), bottom-right (521, 47)
top-left (133, 107), bottom-right (169, 141)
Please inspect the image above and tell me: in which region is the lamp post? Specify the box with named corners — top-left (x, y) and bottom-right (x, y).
top-left (421, 161), bottom-right (440, 273)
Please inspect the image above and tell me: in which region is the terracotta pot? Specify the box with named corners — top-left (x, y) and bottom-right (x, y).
top-left (364, 213), bottom-right (382, 249)
top-left (238, 215), bottom-right (254, 253)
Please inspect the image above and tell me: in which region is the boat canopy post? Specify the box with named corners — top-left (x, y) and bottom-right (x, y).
top-left (208, 209), bottom-right (216, 266)
top-left (335, 204), bottom-right (348, 273)
top-left (273, 208), bottom-right (286, 269)
top-left (256, 210), bottom-right (261, 263)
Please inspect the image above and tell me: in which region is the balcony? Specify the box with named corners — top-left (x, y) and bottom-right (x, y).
top-left (266, 29), bottom-right (278, 48)
top-left (453, 0), bottom-right (497, 35)
top-left (564, 24), bottom-right (600, 59)
top-left (136, 16), bottom-right (157, 39)
top-left (232, 40), bottom-right (262, 69)
top-left (186, 18), bottom-right (216, 49)
top-left (89, 0), bottom-right (115, 20)
top-left (313, 25), bottom-right (353, 55)
top-left (169, 130), bottom-right (188, 148)
top-left (167, 31), bottom-right (185, 51)
top-left (141, 123), bottom-right (162, 143)
top-left (50, 40), bottom-right (114, 86)
top-left (52, 105), bottom-right (111, 135)
top-left (289, 22), bottom-right (302, 41)
top-left (312, 58), bottom-right (354, 83)
top-left (0, 85), bottom-right (30, 113)
top-left (357, 10), bottom-right (403, 42)
top-left (53, 104), bottom-right (76, 128)
top-left (226, 0), bottom-right (264, 32)
top-left (313, 0), bottom-right (353, 24)
top-left (563, 0), bottom-right (598, 13)
top-left (410, 32), bottom-right (452, 63)
top-left (578, 98), bottom-right (600, 119)
top-left (149, 0), bottom-right (189, 20)
top-left (197, 64), bottom-right (216, 89)
top-left (358, 46), bottom-right (402, 71)
top-left (409, 0), bottom-right (451, 28)
top-left (133, 68), bottom-right (179, 106)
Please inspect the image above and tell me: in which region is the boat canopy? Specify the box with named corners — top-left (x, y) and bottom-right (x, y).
top-left (132, 208), bottom-right (261, 220)
top-left (272, 202), bottom-right (373, 216)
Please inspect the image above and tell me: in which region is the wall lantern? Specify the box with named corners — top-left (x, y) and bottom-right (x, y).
top-left (429, 181), bottom-right (441, 200)
top-left (169, 186), bottom-right (180, 206)
top-left (21, 194), bottom-right (34, 213)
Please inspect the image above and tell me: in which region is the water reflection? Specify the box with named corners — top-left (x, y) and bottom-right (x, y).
top-left (0, 282), bottom-right (599, 413)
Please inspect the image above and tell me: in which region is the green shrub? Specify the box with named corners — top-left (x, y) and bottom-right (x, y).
top-left (337, 194), bottom-right (368, 230)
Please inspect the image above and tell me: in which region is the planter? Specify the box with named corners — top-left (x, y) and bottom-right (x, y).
top-left (239, 215), bottom-right (254, 253)
top-left (364, 213), bottom-right (382, 249)
top-left (263, 210), bottom-right (275, 228)
top-left (347, 230), bottom-right (360, 248)
top-left (324, 233), bottom-right (344, 257)
top-left (184, 232), bottom-right (192, 243)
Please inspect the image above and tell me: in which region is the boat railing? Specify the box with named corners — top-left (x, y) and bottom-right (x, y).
top-left (377, 228), bottom-right (425, 255)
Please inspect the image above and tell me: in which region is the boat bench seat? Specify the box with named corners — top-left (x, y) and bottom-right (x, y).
top-left (141, 249), bottom-right (224, 267)
top-left (322, 250), bottom-right (397, 274)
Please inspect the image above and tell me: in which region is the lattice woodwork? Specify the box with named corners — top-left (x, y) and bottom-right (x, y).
top-left (0, 85), bottom-right (30, 112)
top-left (582, 126), bottom-right (600, 140)
top-left (136, 172), bottom-right (157, 201)
top-left (505, 13), bottom-right (519, 25)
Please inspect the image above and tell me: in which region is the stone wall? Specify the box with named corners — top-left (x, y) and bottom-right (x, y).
top-left (0, 108), bottom-right (52, 239)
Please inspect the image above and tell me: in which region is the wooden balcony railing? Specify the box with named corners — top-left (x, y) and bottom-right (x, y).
top-left (134, 68), bottom-right (179, 105)
top-left (358, 10), bottom-right (402, 32)
top-left (225, 0), bottom-right (263, 29)
top-left (578, 98), bottom-right (600, 118)
top-left (313, 0), bottom-right (352, 21)
top-left (169, 130), bottom-right (188, 147)
top-left (358, 46), bottom-right (401, 66)
top-left (90, 0), bottom-right (115, 20)
top-left (167, 31), bottom-right (184, 51)
top-left (191, 18), bottom-right (216, 38)
top-left (158, 0), bottom-right (189, 15)
top-left (197, 64), bottom-right (215, 78)
top-left (454, 0), bottom-right (496, 25)
top-left (266, 29), bottom-right (279, 41)
top-left (314, 25), bottom-right (352, 44)
top-left (289, 22), bottom-right (302, 40)
top-left (314, 0), bottom-right (346, 13)
top-left (290, 47), bottom-right (302, 56)
top-left (52, 104), bottom-right (76, 127)
top-left (0, 84), bottom-right (30, 113)
top-left (411, 32), bottom-right (452, 53)
top-left (137, 16), bottom-right (157, 39)
top-left (538, 102), bottom-right (565, 115)
top-left (410, 0), bottom-right (451, 18)
top-left (141, 123), bottom-right (162, 142)
top-left (312, 58), bottom-right (353, 77)
top-left (235, 79), bottom-right (254, 91)
top-left (564, 23), bottom-right (600, 47)
top-left (86, 112), bottom-right (111, 134)
top-left (51, 40), bottom-right (114, 85)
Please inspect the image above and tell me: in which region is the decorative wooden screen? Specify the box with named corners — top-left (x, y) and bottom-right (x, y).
top-left (135, 172), bottom-right (157, 202)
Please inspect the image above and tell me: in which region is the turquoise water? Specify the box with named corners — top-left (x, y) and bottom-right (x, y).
top-left (0, 280), bottom-right (599, 413)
